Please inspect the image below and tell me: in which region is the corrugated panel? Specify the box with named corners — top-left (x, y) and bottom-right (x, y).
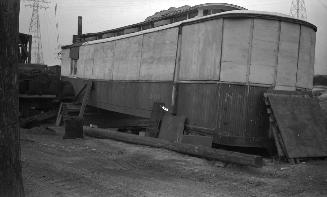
top-left (176, 83), bottom-right (218, 130)
top-left (246, 85), bottom-right (270, 138)
top-left (216, 84), bottom-right (248, 137)
top-left (176, 83), bottom-right (270, 147)
top-left (64, 77), bottom-right (271, 147)
top-left (214, 84), bottom-right (269, 147)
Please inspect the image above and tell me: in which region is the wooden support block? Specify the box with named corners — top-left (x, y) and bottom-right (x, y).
top-left (63, 117), bottom-right (83, 139)
top-left (78, 80), bottom-right (92, 118)
top-left (158, 113), bottom-right (185, 143)
top-left (55, 102), bottom-right (63, 126)
top-left (146, 102), bottom-right (165, 138)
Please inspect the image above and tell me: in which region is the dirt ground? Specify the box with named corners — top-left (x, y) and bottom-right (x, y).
top-left (21, 127), bottom-right (327, 197)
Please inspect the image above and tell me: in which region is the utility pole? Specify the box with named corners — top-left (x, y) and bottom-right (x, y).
top-left (290, 0), bottom-right (307, 20)
top-left (0, 0), bottom-right (25, 196)
top-left (25, 0), bottom-right (49, 64)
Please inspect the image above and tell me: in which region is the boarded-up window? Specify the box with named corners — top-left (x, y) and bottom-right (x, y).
top-left (249, 19), bottom-right (279, 84)
top-left (70, 59), bottom-right (77, 75)
top-left (69, 47), bottom-right (79, 60)
top-left (113, 35), bottom-right (143, 80)
top-left (140, 28), bottom-right (178, 81)
top-left (188, 10), bottom-right (198, 19)
top-left (276, 22), bottom-right (300, 90)
top-left (212, 9), bottom-right (222, 14)
top-left (93, 41), bottom-right (115, 80)
top-left (220, 19), bottom-right (252, 83)
top-left (296, 26), bottom-right (315, 89)
top-left (203, 9), bottom-right (210, 16)
top-left (179, 19), bottom-right (223, 80)
top-left (174, 14), bottom-right (187, 22)
top-left (77, 46), bottom-right (87, 78)
top-left (83, 45), bottom-right (95, 79)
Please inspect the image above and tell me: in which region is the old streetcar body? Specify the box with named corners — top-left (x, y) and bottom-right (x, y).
top-left (61, 7), bottom-right (317, 148)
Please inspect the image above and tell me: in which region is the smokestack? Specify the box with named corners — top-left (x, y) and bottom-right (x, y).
top-left (78, 16), bottom-right (82, 36)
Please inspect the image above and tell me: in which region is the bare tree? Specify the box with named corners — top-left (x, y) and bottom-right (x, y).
top-left (0, 0), bottom-right (25, 196)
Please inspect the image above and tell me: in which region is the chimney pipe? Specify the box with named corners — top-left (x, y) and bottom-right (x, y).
top-left (78, 16), bottom-right (82, 36)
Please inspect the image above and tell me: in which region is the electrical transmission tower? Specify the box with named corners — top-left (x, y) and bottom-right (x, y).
top-left (290, 0), bottom-right (307, 20)
top-left (25, 0), bottom-right (49, 64)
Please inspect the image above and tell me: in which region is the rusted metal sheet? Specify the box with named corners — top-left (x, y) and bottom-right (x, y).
top-left (215, 84), bottom-right (270, 147)
top-left (176, 83), bottom-right (218, 131)
top-left (64, 77), bottom-right (271, 147)
top-left (177, 83), bottom-right (270, 147)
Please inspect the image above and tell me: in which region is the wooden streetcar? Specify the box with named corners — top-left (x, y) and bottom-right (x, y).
top-left (60, 4), bottom-right (318, 152)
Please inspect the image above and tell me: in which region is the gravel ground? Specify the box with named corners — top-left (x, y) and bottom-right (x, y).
top-left (21, 127), bottom-right (327, 197)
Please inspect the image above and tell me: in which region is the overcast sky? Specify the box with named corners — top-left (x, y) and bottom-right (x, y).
top-left (19, 0), bottom-right (327, 74)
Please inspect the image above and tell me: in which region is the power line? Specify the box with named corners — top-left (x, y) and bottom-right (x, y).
top-left (25, 0), bottom-right (50, 64)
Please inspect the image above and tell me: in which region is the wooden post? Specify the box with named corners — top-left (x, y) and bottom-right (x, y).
top-left (0, 0), bottom-right (25, 196)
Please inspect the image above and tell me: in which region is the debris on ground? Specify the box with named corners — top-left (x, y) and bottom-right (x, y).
top-left (21, 126), bottom-right (327, 197)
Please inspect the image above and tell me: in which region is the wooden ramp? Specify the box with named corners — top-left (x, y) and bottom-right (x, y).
top-left (265, 91), bottom-right (327, 159)
top-left (56, 81), bottom-right (93, 126)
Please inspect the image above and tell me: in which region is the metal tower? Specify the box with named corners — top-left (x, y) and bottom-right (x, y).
top-left (290, 0), bottom-right (307, 20)
top-left (25, 0), bottom-right (49, 64)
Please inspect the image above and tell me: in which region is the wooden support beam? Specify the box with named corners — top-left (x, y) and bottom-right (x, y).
top-left (78, 80), bottom-right (92, 118)
top-left (84, 127), bottom-right (264, 168)
top-left (20, 110), bottom-right (58, 128)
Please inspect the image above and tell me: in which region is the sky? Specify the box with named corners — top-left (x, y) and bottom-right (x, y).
top-left (19, 0), bottom-right (327, 74)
